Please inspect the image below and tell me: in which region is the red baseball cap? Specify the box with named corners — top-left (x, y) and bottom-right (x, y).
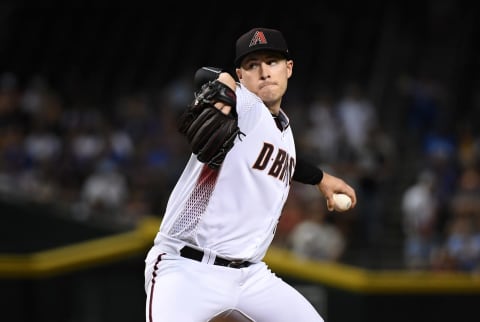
top-left (234, 28), bottom-right (291, 67)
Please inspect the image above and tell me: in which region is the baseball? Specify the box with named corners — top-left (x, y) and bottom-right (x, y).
top-left (333, 193), bottom-right (352, 211)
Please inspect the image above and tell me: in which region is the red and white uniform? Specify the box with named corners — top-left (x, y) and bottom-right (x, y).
top-left (145, 84), bottom-right (324, 322)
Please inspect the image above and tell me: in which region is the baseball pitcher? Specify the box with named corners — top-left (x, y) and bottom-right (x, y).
top-left (144, 27), bottom-right (357, 322)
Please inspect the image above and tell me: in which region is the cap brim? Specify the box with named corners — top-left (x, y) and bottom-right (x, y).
top-left (235, 49), bottom-right (290, 67)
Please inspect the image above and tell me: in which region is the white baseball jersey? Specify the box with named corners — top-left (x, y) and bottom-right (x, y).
top-left (152, 83), bottom-right (296, 262)
top-left (145, 82), bottom-right (325, 322)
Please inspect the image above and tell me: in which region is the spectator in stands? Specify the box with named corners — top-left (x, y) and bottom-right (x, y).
top-left (78, 158), bottom-right (130, 227)
top-left (336, 82), bottom-right (378, 156)
top-left (300, 89), bottom-right (342, 165)
top-left (397, 73), bottom-right (447, 143)
top-left (287, 184), bottom-right (346, 261)
top-left (441, 165), bottom-right (480, 272)
top-left (401, 170), bottom-right (440, 269)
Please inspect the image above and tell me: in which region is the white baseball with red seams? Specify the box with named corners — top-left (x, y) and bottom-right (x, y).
top-left (333, 193), bottom-right (352, 211)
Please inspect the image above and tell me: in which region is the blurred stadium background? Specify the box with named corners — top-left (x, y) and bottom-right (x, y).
top-left (1, 1), bottom-right (480, 321)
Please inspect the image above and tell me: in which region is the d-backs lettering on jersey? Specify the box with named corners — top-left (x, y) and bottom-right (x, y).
top-left (252, 142), bottom-right (295, 186)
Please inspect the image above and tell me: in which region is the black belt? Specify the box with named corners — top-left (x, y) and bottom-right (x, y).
top-left (180, 246), bottom-right (252, 269)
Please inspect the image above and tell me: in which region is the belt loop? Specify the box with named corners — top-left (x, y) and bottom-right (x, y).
top-left (202, 248), bottom-right (215, 264)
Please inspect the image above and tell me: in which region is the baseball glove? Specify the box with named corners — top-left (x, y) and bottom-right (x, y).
top-left (177, 79), bottom-right (242, 169)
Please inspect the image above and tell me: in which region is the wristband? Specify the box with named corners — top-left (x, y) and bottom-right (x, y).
top-left (293, 157), bottom-right (324, 185)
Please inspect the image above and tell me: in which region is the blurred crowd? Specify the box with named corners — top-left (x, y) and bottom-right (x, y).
top-left (1, 69), bottom-right (480, 273)
top-left (0, 71), bottom-right (192, 229)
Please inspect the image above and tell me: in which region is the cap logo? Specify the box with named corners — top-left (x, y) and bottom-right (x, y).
top-left (249, 31), bottom-right (267, 47)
